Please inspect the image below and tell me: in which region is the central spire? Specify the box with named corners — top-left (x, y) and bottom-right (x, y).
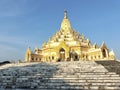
top-left (61, 10), bottom-right (72, 31)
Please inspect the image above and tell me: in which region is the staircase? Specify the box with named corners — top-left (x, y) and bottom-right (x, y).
top-left (0, 60), bottom-right (120, 90)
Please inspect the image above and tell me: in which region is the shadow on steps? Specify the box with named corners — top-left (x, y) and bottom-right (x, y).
top-left (0, 62), bottom-right (84, 90)
top-left (95, 60), bottom-right (120, 75)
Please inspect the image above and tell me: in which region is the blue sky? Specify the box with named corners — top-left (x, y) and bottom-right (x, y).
top-left (0, 0), bottom-right (120, 61)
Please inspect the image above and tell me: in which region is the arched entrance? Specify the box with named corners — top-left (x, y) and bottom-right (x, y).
top-left (102, 49), bottom-right (107, 58)
top-left (59, 48), bottom-right (65, 61)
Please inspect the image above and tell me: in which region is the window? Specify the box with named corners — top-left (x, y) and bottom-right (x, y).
top-left (75, 55), bottom-right (78, 60)
top-left (94, 56), bottom-right (96, 59)
top-left (91, 56), bottom-right (93, 60)
top-left (49, 56), bottom-right (50, 60)
top-left (32, 58), bottom-right (34, 61)
top-left (52, 56), bottom-right (54, 60)
top-left (102, 49), bottom-right (107, 58)
top-left (98, 55), bottom-right (100, 59)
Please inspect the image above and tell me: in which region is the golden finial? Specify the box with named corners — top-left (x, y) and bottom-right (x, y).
top-left (64, 9), bottom-right (67, 19)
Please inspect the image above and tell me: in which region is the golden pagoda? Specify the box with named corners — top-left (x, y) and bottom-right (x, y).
top-left (25, 10), bottom-right (115, 62)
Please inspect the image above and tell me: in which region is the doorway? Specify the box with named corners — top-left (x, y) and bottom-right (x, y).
top-left (59, 48), bottom-right (65, 61)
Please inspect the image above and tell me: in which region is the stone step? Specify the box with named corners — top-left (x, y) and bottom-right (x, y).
top-left (48, 79), bottom-right (120, 83)
top-left (1, 84), bottom-right (119, 89)
top-left (14, 83), bottom-right (120, 89)
top-left (0, 82), bottom-right (120, 90)
top-left (57, 71), bottom-right (109, 73)
top-left (6, 75), bottom-right (120, 79)
top-left (54, 72), bottom-right (117, 75)
top-left (18, 79), bottom-right (120, 84)
top-left (0, 67), bottom-right (108, 70)
top-left (18, 71), bottom-right (118, 75)
top-left (2, 78), bottom-right (120, 83)
top-left (31, 72), bottom-right (113, 75)
top-left (2, 86), bottom-right (120, 90)
top-left (50, 77), bottom-right (120, 80)
top-left (15, 85), bottom-right (84, 90)
top-left (53, 74), bottom-right (119, 77)
top-left (9, 75), bottom-right (120, 79)
top-left (87, 86), bottom-right (120, 90)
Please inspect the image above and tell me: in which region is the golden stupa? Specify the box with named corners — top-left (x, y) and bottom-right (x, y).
top-left (25, 10), bottom-right (115, 62)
